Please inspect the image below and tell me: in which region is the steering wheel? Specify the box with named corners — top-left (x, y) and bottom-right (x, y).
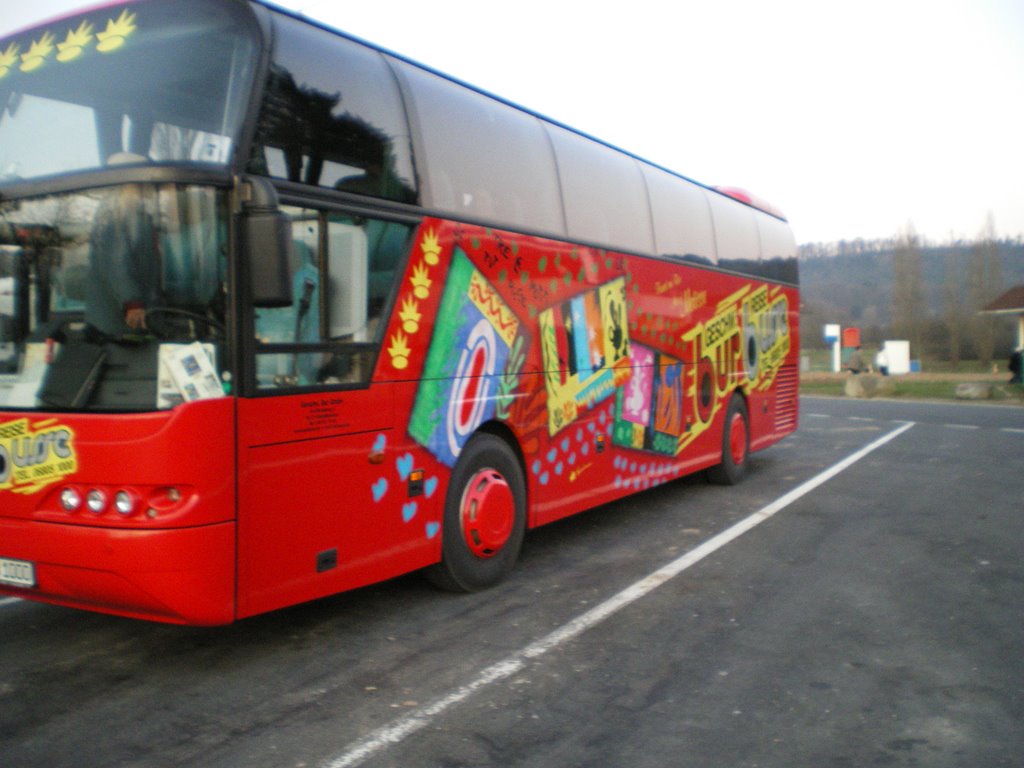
top-left (144, 307), bottom-right (225, 340)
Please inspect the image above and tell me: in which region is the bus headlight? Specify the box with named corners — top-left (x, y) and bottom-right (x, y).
top-left (60, 487), bottom-right (82, 512)
top-left (86, 489), bottom-right (108, 514)
top-left (114, 490), bottom-right (137, 516)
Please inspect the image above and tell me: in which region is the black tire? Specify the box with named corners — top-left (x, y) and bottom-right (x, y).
top-left (707, 395), bottom-right (749, 486)
top-left (426, 433), bottom-right (526, 592)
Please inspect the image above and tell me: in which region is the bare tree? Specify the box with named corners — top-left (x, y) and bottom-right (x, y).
top-left (942, 247), bottom-right (965, 367)
top-left (968, 213), bottom-right (1002, 367)
top-left (891, 222), bottom-right (926, 355)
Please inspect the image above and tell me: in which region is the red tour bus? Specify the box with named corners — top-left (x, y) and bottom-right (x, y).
top-left (0, 0), bottom-right (799, 624)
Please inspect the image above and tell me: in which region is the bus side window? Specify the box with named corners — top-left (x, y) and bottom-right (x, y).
top-left (253, 207), bottom-right (321, 387)
top-left (316, 214), bottom-right (411, 384)
top-left (252, 210), bottom-right (412, 390)
top-left (246, 14), bottom-right (416, 204)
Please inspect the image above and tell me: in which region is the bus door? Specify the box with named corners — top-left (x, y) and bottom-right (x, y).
top-left (236, 208), bottom-right (419, 617)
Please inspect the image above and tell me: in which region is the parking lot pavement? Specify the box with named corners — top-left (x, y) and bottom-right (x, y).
top-left (2, 397), bottom-right (1022, 768)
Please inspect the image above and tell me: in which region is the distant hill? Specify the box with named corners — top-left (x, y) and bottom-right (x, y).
top-left (797, 239), bottom-right (1024, 353)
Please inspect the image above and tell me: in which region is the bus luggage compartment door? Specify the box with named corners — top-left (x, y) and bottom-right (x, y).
top-left (236, 386), bottom-right (431, 617)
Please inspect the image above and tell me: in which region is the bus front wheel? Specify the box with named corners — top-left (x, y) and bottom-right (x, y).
top-left (426, 433), bottom-right (526, 592)
top-left (708, 395), bottom-right (750, 486)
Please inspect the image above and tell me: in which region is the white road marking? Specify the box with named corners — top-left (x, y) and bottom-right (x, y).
top-left (1001, 428), bottom-right (1024, 435)
top-left (943, 423), bottom-right (980, 430)
top-left (321, 421), bottom-right (916, 768)
top-left (0, 597), bottom-right (22, 609)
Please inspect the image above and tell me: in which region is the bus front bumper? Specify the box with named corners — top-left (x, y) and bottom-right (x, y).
top-left (0, 518), bottom-right (236, 625)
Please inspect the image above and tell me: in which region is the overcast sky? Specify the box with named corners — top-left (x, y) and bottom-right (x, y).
top-left (3, 0), bottom-right (1023, 245)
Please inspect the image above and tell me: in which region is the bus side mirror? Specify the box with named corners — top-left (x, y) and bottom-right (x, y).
top-left (242, 177), bottom-right (293, 308)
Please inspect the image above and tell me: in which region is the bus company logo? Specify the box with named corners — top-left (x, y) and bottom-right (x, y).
top-left (612, 282), bottom-right (792, 458)
top-left (0, 418), bottom-right (78, 495)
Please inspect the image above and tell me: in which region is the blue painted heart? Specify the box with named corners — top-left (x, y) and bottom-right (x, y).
top-left (396, 453), bottom-right (414, 480)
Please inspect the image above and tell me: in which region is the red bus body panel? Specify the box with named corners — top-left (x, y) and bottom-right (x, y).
top-left (235, 381), bottom-right (441, 619)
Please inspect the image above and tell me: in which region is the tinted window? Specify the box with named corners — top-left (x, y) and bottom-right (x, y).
top-left (247, 15), bottom-right (416, 203)
top-left (756, 214), bottom-right (799, 284)
top-left (642, 165), bottom-right (716, 265)
top-left (394, 61), bottom-right (563, 235)
top-left (546, 124), bottom-right (654, 254)
top-left (253, 207), bottom-right (412, 390)
top-left (708, 191), bottom-right (759, 266)
top-left (707, 191), bottom-right (799, 283)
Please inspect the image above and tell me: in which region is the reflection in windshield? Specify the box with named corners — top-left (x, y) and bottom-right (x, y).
top-left (250, 63), bottom-right (415, 202)
top-left (0, 0), bottom-right (257, 181)
top-left (0, 185), bottom-right (228, 411)
top-left (246, 13), bottom-right (417, 203)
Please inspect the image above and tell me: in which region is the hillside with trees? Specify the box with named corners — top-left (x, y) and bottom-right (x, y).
top-left (798, 226), bottom-right (1024, 366)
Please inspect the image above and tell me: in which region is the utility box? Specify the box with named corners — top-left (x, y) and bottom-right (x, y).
top-left (882, 340), bottom-right (911, 375)
top-left (824, 324), bottom-right (841, 372)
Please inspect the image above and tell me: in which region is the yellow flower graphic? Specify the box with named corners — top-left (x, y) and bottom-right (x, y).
top-left (97, 10), bottom-right (137, 52)
top-left (399, 297), bottom-right (422, 334)
top-left (57, 22), bottom-right (94, 62)
top-left (388, 332), bottom-right (412, 370)
top-left (420, 228), bottom-right (441, 265)
top-left (410, 263), bottom-right (432, 300)
top-left (0, 43), bottom-right (18, 79)
top-left (20, 32), bottom-right (54, 73)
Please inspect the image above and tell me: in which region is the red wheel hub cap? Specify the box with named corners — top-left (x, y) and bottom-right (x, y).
top-left (460, 469), bottom-right (514, 558)
top-left (728, 412), bottom-right (748, 466)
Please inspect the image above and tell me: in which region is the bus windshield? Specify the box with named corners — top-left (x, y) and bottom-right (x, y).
top-left (0, 0), bottom-right (258, 181)
top-left (0, 184), bottom-right (229, 411)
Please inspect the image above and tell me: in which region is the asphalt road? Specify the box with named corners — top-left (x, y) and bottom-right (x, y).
top-left (2, 396), bottom-right (1022, 768)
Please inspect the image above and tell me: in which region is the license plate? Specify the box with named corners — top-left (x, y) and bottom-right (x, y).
top-left (0, 558), bottom-right (35, 588)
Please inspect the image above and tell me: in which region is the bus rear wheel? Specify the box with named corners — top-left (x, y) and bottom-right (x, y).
top-left (708, 395), bottom-right (749, 486)
top-left (426, 433), bottom-right (526, 592)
